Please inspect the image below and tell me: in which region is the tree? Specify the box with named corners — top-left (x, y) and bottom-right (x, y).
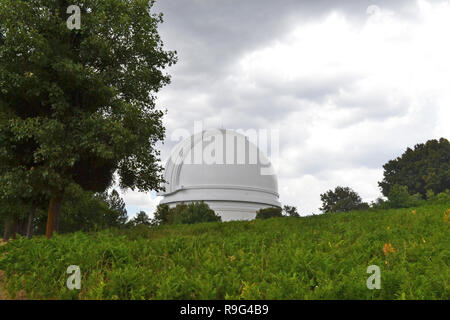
top-left (33, 185), bottom-right (128, 233)
top-left (320, 186), bottom-right (367, 213)
top-left (0, 111), bottom-right (48, 240)
top-left (0, 0), bottom-right (177, 238)
top-left (386, 184), bottom-right (423, 209)
top-left (151, 202), bottom-right (221, 226)
top-left (168, 202), bottom-right (221, 225)
top-left (130, 211), bottom-right (151, 227)
top-left (102, 189), bottom-right (128, 227)
top-left (379, 138), bottom-right (450, 198)
top-left (152, 203), bottom-right (170, 226)
top-left (255, 207), bottom-right (283, 219)
top-left (283, 205), bottom-right (300, 217)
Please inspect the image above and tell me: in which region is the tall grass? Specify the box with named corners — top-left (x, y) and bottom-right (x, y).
top-left (0, 203), bottom-right (448, 299)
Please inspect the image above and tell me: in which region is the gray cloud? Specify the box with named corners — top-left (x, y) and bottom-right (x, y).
top-left (122, 0), bottom-right (449, 215)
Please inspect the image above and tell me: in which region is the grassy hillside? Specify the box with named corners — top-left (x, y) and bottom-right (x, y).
top-left (0, 203), bottom-right (448, 300)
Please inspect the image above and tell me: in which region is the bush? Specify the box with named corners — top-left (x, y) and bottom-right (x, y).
top-left (168, 202), bottom-right (221, 225)
top-left (426, 189), bottom-right (450, 204)
top-left (435, 190), bottom-right (450, 203)
top-left (255, 207), bottom-right (283, 219)
top-left (387, 184), bottom-right (424, 208)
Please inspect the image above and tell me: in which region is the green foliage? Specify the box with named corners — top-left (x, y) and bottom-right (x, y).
top-left (129, 211), bottom-right (151, 227)
top-left (152, 204), bottom-right (170, 226)
top-left (320, 186), bottom-right (367, 213)
top-left (33, 185), bottom-right (128, 233)
top-left (0, 0), bottom-right (177, 234)
top-left (283, 205), bottom-right (300, 217)
top-left (387, 185), bottom-right (425, 209)
top-left (0, 202), bottom-right (448, 299)
top-left (255, 207), bottom-right (283, 219)
top-left (149, 202), bottom-right (221, 226)
top-left (167, 202), bottom-right (221, 225)
top-left (425, 189), bottom-right (450, 204)
top-left (379, 138), bottom-right (450, 198)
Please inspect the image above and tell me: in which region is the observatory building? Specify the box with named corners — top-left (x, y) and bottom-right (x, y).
top-left (159, 129), bottom-right (281, 221)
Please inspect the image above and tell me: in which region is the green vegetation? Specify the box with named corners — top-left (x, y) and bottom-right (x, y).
top-left (320, 186), bottom-right (369, 213)
top-left (0, 0), bottom-right (176, 238)
top-left (1, 202), bottom-right (448, 300)
top-left (256, 207), bottom-right (283, 219)
top-left (283, 205), bottom-right (300, 217)
top-left (379, 138), bottom-right (450, 198)
top-left (152, 202), bottom-right (221, 226)
top-left (386, 184), bottom-right (424, 209)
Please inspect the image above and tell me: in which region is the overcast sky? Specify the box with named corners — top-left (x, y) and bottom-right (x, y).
top-left (121, 0), bottom-right (450, 217)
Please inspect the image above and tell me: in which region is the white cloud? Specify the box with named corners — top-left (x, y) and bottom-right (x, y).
top-left (119, 190), bottom-right (162, 220)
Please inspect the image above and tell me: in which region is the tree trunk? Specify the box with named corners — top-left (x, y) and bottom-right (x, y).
top-left (10, 215), bottom-right (18, 240)
top-left (46, 194), bottom-right (62, 239)
top-left (17, 218), bottom-right (26, 237)
top-left (2, 218), bottom-right (12, 242)
top-left (26, 204), bottom-right (37, 239)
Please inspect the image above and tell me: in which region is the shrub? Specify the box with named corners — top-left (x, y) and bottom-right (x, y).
top-left (168, 202), bottom-right (221, 225)
top-left (426, 189), bottom-right (450, 204)
top-left (256, 207), bottom-right (283, 219)
top-left (387, 184), bottom-right (424, 208)
top-left (435, 190), bottom-right (450, 203)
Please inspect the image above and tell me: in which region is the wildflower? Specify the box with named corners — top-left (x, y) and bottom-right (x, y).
top-left (383, 243), bottom-right (395, 255)
top-left (422, 238), bottom-right (426, 244)
top-left (387, 226), bottom-right (390, 231)
top-left (411, 210), bottom-right (416, 215)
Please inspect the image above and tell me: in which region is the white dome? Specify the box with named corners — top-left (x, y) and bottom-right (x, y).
top-left (160, 129), bottom-right (281, 221)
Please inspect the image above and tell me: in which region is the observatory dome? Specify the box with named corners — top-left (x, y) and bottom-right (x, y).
top-left (159, 129), bottom-right (281, 221)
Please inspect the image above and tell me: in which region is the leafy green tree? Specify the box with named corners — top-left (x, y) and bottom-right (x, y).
top-left (379, 138), bottom-right (450, 198)
top-left (256, 207), bottom-right (283, 219)
top-left (130, 211), bottom-right (151, 227)
top-left (152, 203), bottom-right (170, 226)
top-left (283, 205), bottom-right (300, 217)
top-left (102, 189), bottom-right (128, 227)
top-left (386, 184), bottom-right (424, 209)
top-left (0, 112), bottom-right (49, 239)
top-left (167, 202), bottom-right (221, 225)
top-left (370, 197), bottom-right (388, 209)
top-left (34, 185), bottom-right (128, 233)
top-left (320, 186), bottom-right (367, 213)
top-left (0, 0), bottom-right (176, 238)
